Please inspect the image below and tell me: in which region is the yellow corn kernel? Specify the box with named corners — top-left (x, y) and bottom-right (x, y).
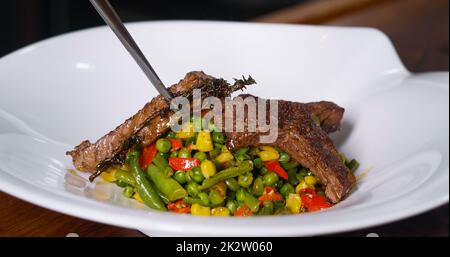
top-left (286, 193), bottom-right (302, 214)
top-left (176, 122), bottom-right (196, 139)
top-left (134, 192), bottom-right (143, 203)
top-left (259, 146), bottom-right (278, 153)
top-left (211, 207), bottom-right (230, 216)
top-left (196, 130), bottom-right (213, 152)
top-left (191, 203), bottom-right (211, 216)
top-left (257, 150), bottom-right (279, 161)
top-left (216, 152), bottom-right (234, 164)
top-left (200, 160), bottom-right (217, 178)
top-left (101, 167), bottom-right (118, 182)
top-left (304, 175), bottom-right (317, 186)
top-left (296, 180), bottom-right (314, 193)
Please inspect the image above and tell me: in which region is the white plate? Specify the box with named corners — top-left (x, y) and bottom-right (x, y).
top-left (0, 21), bottom-right (448, 236)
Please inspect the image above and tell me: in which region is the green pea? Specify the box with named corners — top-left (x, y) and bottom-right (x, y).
top-left (227, 191), bottom-right (236, 201)
top-left (287, 169), bottom-right (298, 185)
top-left (226, 200), bottom-right (238, 214)
top-left (122, 186), bottom-right (134, 198)
top-left (166, 132), bottom-right (177, 139)
top-left (185, 137), bottom-right (196, 146)
top-left (212, 132), bottom-right (225, 144)
top-left (259, 166), bottom-right (269, 175)
top-left (214, 143), bottom-right (224, 150)
top-left (346, 159), bottom-right (360, 172)
top-left (273, 180), bottom-right (284, 190)
top-left (251, 176), bottom-right (264, 196)
top-left (236, 188), bottom-right (246, 203)
top-left (258, 201), bottom-right (274, 216)
top-left (156, 138), bottom-right (171, 153)
top-left (186, 182), bottom-right (200, 197)
top-left (279, 183), bottom-right (295, 198)
top-left (238, 172), bottom-right (254, 188)
top-left (189, 166), bottom-right (205, 183)
top-left (115, 180), bottom-right (128, 188)
top-left (173, 170), bottom-right (187, 184)
top-left (253, 158), bottom-right (263, 169)
top-left (198, 192), bottom-right (210, 206)
top-left (281, 161), bottom-right (299, 170)
top-left (170, 151), bottom-right (178, 157)
top-left (263, 172), bottom-right (279, 187)
top-left (317, 191), bottom-right (326, 196)
top-left (178, 147), bottom-right (191, 158)
top-left (225, 177), bottom-right (240, 192)
top-left (296, 169), bottom-right (309, 181)
top-left (193, 151), bottom-right (208, 162)
top-left (278, 152), bottom-right (290, 163)
top-left (209, 189), bottom-right (225, 205)
top-left (209, 148), bottom-right (221, 159)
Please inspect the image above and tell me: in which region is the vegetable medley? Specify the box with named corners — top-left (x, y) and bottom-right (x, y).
top-left (101, 118), bottom-right (359, 216)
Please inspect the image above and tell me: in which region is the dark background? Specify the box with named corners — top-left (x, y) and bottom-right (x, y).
top-left (0, 0), bottom-right (306, 57)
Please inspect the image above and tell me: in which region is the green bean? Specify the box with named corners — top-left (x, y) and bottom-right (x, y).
top-left (162, 166), bottom-right (174, 177)
top-left (184, 193), bottom-right (209, 206)
top-left (178, 147), bottom-right (191, 158)
top-left (151, 181), bottom-right (170, 204)
top-left (173, 170), bottom-right (187, 184)
top-left (122, 186), bottom-right (135, 198)
top-left (279, 183), bottom-right (295, 198)
top-left (251, 176), bottom-right (264, 196)
top-left (152, 154), bottom-right (168, 169)
top-left (199, 161), bottom-right (253, 190)
top-left (225, 178), bottom-right (240, 192)
top-left (147, 164), bottom-right (187, 202)
top-left (226, 200), bottom-right (238, 214)
top-left (212, 132), bottom-right (225, 144)
top-left (115, 169), bottom-right (136, 186)
top-left (317, 191), bottom-right (326, 196)
top-left (193, 151), bottom-right (208, 162)
top-left (273, 180), bottom-right (284, 189)
top-left (278, 152), bottom-right (290, 163)
top-left (156, 138), bottom-right (171, 153)
top-left (244, 191), bottom-right (260, 213)
top-left (263, 172), bottom-right (279, 187)
top-left (234, 147), bottom-right (249, 156)
top-left (186, 182), bottom-right (200, 197)
top-left (259, 166), bottom-right (269, 175)
top-left (189, 166), bottom-right (205, 183)
top-left (238, 172), bottom-right (253, 188)
top-left (214, 143), bottom-right (224, 150)
top-left (253, 158), bottom-right (263, 169)
top-left (127, 151), bottom-right (166, 211)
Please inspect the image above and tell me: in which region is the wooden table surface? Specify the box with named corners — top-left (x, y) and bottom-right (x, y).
top-left (0, 0), bottom-right (448, 237)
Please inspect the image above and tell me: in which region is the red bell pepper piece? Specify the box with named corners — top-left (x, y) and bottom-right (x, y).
top-left (258, 187), bottom-right (284, 202)
top-left (299, 188), bottom-right (332, 212)
top-left (167, 199), bottom-right (190, 214)
top-left (264, 160), bottom-right (289, 180)
top-left (234, 205), bottom-right (253, 216)
top-left (168, 157), bottom-right (201, 171)
top-left (168, 138), bottom-right (183, 151)
top-left (139, 144), bottom-right (157, 170)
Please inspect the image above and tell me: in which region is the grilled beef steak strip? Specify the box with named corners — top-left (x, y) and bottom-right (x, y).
top-left (66, 71), bottom-right (255, 176)
top-left (225, 94), bottom-right (355, 203)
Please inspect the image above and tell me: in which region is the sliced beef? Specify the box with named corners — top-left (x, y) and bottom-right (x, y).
top-left (67, 71), bottom-right (254, 174)
top-left (225, 94), bottom-right (355, 203)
